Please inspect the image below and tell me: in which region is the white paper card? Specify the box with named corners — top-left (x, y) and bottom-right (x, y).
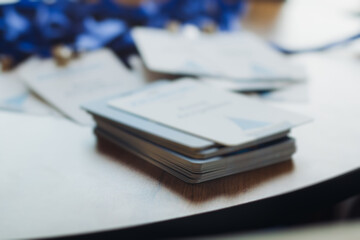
top-left (109, 78), bottom-right (310, 146)
top-left (0, 72), bottom-right (61, 116)
top-left (17, 48), bottom-right (143, 125)
top-left (132, 27), bottom-right (305, 81)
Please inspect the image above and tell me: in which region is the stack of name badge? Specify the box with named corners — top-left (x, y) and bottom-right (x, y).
top-left (83, 78), bottom-right (310, 183)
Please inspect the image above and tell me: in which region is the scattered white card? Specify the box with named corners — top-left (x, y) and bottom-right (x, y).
top-left (17, 48), bottom-right (143, 125)
top-left (132, 27), bottom-right (305, 81)
top-left (0, 72), bottom-right (61, 116)
top-left (198, 77), bottom-right (294, 92)
top-left (109, 78), bottom-right (310, 146)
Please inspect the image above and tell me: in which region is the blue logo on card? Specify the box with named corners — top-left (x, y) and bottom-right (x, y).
top-left (181, 60), bottom-right (205, 74)
top-left (252, 64), bottom-right (272, 76)
top-left (5, 93), bottom-right (28, 107)
top-left (228, 117), bottom-right (269, 130)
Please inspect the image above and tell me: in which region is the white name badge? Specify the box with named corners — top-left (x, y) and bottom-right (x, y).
top-left (18, 48), bottom-right (143, 125)
top-left (109, 78), bottom-right (310, 146)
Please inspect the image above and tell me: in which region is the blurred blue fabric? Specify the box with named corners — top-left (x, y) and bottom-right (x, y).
top-left (0, 0), bottom-right (246, 66)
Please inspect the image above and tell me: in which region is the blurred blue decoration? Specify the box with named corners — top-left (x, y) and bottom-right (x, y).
top-left (271, 32), bottom-right (360, 54)
top-left (0, 0), bottom-right (246, 66)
